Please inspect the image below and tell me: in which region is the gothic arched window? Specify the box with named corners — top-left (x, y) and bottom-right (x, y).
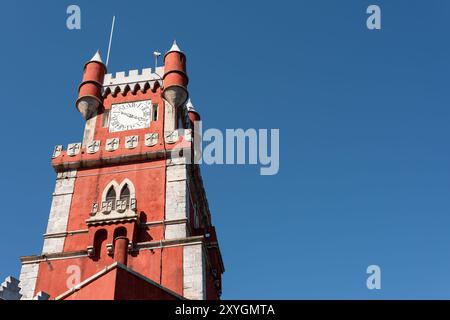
top-left (120, 184), bottom-right (130, 201)
top-left (105, 186), bottom-right (116, 210)
top-left (116, 184), bottom-right (130, 211)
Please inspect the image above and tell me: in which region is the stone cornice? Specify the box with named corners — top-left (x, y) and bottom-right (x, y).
top-left (20, 236), bottom-right (206, 264)
top-left (52, 145), bottom-right (192, 172)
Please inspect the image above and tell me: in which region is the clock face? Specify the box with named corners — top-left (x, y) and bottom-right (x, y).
top-left (109, 100), bottom-right (152, 132)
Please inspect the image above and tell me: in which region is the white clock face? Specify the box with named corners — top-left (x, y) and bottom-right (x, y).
top-left (109, 100), bottom-right (152, 132)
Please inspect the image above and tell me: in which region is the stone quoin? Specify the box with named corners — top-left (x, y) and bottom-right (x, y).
top-left (2, 41), bottom-right (224, 300)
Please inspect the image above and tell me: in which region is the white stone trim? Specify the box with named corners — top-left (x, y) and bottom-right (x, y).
top-left (118, 178), bottom-right (136, 199)
top-left (42, 170), bottom-right (77, 254)
top-left (18, 262), bottom-right (39, 300)
top-left (165, 157), bottom-right (188, 240)
top-left (183, 244), bottom-right (206, 300)
top-left (43, 229), bottom-right (88, 238)
top-left (165, 223), bottom-right (187, 240)
top-left (101, 180), bottom-right (120, 202)
top-left (21, 252), bottom-right (87, 264)
top-left (42, 237), bottom-right (65, 255)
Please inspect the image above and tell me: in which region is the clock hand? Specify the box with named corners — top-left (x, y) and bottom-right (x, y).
top-left (119, 112), bottom-right (147, 122)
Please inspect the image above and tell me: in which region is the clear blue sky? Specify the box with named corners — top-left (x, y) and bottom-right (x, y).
top-left (1, 0), bottom-right (450, 299)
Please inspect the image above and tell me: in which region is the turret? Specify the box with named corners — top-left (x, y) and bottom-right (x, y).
top-left (186, 99), bottom-right (202, 164)
top-left (162, 40), bottom-right (189, 108)
top-left (76, 50), bottom-right (107, 119)
top-left (186, 98), bottom-right (201, 127)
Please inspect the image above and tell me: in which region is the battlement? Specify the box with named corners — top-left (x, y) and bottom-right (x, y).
top-left (102, 66), bottom-right (164, 96)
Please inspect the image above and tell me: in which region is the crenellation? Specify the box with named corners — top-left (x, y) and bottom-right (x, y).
top-left (102, 67), bottom-right (164, 97)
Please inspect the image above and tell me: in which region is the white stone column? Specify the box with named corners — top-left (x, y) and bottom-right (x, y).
top-left (183, 244), bottom-right (206, 300)
top-left (165, 157), bottom-right (188, 239)
top-left (18, 263), bottom-right (39, 300)
top-left (42, 169), bottom-right (77, 254)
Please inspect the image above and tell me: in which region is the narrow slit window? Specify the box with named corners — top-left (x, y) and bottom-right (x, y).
top-left (102, 109), bottom-right (110, 127)
top-left (152, 104), bottom-right (158, 121)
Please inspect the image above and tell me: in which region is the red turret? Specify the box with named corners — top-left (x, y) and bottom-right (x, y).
top-left (162, 41), bottom-right (189, 108)
top-left (186, 98), bottom-right (201, 127)
top-left (76, 50), bottom-right (107, 119)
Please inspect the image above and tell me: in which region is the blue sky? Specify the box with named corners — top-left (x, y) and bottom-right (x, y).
top-left (1, 0), bottom-right (450, 299)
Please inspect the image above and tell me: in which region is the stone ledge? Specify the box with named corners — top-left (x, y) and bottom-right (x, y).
top-left (43, 229), bottom-right (88, 239)
top-left (139, 218), bottom-right (188, 227)
top-left (20, 250), bottom-right (88, 264)
top-left (52, 147), bottom-right (193, 172)
top-left (135, 236), bottom-right (204, 251)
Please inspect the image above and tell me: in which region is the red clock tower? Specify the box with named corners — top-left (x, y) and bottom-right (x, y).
top-left (17, 41), bottom-right (224, 300)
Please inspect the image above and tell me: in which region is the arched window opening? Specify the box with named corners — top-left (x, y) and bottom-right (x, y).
top-left (105, 186), bottom-right (116, 210)
top-left (120, 184), bottom-right (130, 200)
top-left (116, 184), bottom-right (130, 211)
top-left (93, 229), bottom-right (108, 260)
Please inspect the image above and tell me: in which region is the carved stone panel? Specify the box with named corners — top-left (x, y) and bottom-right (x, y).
top-left (101, 201), bottom-right (113, 214)
top-left (165, 130), bottom-right (179, 144)
top-left (125, 136), bottom-right (138, 149)
top-left (130, 198), bottom-right (137, 211)
top-left (106, 138), bottom-right (119, 152)
top-left (87, 140), bottom-right (100, 154)
top-left (145, 133), bottom-right (159, 147)
top-left (116, 199), bottom-right (128, 212)
top-left (67, 143), bottom-right (81, 156)
top-left (52, 145), bottom-right (63, 158)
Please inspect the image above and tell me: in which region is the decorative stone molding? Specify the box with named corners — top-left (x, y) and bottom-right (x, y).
top-left (106, 138), bottom-right (119, 151)
top-left (125, 135), bottom-right (138, 149)
top-left (87, 140), bottom-right (100, 154)
top-left (67, 143), bottom-right (81, 156)
top-left (116, 199), bottom-right (128, 212)
top-left (87, 198), bottom-right (138, 225)
top-left (145, 133), bottom-right (159, 147)
top-left (101, 200), bottom-right (113, 214)
top-left (52, 131), bottom-right (193, 165)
